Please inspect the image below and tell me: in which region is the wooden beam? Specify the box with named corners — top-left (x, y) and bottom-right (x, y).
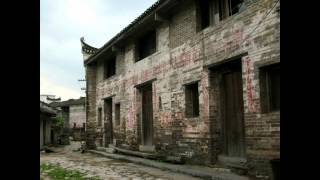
top-left (111, 45), bottom-right (124, 53)
top-left (154, 12), bottom-right (169, 23)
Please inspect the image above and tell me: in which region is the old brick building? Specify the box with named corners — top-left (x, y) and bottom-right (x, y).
top-left (81, 0), bottom-right (280, 179)
top-left (40, 101), bottom-right (57, 149)
top-left (51, 97), bottom-right (86, 141)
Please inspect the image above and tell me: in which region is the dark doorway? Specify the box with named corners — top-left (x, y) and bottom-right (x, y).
top-left (221, 60), bottom-right (245, 157)
top-left (141, 84), bottom-right (153, 146)
top-left (51, 129), bottom-right (54, 145)
top-left (43, 119), bottom-right (46, 145)
top-left (104, 98), bottom-right (113, 146)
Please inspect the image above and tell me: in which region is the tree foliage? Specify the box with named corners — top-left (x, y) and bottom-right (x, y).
top-left (51, 115), bottom-right (64, 128)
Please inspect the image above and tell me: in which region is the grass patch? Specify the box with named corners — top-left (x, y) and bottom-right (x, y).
top-left (40, 163), bottom-right (100, 180)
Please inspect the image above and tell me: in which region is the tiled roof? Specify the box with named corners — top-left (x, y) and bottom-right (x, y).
top-left (83, 0), bottom-right (167, 64)
top-left (40, 101), bottom-right (57, 115)
top-left (50, 97), bottom-right (85, 107)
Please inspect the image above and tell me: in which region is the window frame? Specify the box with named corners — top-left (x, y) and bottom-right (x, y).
top-left (104, 57), bottom-right (116, 79)
top-left (136, 30), bottom-right (157, 62)
top-left (98, 107), bottom-right (102, 126)
top-left (196, 0), bottom-right (245, 31)
top-left (259, 63), bottom-right (280, 113)
top-left (185, 82), bottom-right (200, 118)
top-left (115, 103), bottom-right (121, 126)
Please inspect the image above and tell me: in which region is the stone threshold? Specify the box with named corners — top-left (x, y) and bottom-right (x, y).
top-left (87, 150), bottom-right (250, 180)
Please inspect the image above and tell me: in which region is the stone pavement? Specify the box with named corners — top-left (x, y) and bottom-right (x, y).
top-left (40, 142), bottom-right (202, 180)
top-left (88, 150), bottom-right (250, 180)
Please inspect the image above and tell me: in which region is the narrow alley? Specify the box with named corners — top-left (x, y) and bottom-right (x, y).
top-left (40, 142), bottom-right (202, 180)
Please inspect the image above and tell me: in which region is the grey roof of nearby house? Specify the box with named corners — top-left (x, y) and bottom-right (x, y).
top-left (40, 101), bottom-right (57, 115)
top-left (50, 97), bottom-right (85, 108)
top-left (47, 97), bottom-right (61, 101)
top-left (82, 0), bottom-right (167, 65)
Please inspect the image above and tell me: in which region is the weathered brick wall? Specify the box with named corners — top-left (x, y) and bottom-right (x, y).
top-left (61, 108), bottom-right (69, 128)
top-left (69, 104), bottom-right (86, 128)
top-left (40, 114), bottom-right (52, 147)
top-left (85, 64), bottom-right (98, 149)
top-left (169, 0), bottom-right (197, 49)
top-left (86, 0), bottom-right (280, 178)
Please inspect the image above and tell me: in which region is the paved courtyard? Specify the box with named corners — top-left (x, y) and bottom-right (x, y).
top-left (40, 142), bottom-right (202, 180)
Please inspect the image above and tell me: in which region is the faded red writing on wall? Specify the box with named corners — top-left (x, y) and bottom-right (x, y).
top-left (171, 48), bottom-right (202, 69)
top-left (101, 45), bottom-right (203, 98)
top-left (206, 26), bottom-right (244, 57)
top-left (159, 111), bottom-right (172, 128)
top-left (201, 72), bottom-right (209, 120)
top-left (175, 112), bottom-right (183, 120)
top-left (244, 56), bottom-right (256, 113)
top-left (127, 105), bottom-right (134, 130)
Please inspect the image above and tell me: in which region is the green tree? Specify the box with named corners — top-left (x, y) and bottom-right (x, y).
top-left (51, 115), bottom-right (64, 129)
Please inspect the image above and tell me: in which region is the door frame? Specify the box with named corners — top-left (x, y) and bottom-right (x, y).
top-left (207, 55), bottom-right (247, 165)
top-left (220, 62), bottom-right (245, 157)
top-left (135, 79), bottom-right (156, 152)
top-left (141, 83), bottom-right (153, 146)
top-left (103, 96), bottom-right (114, 147)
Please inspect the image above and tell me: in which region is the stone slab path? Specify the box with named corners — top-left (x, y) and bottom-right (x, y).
top-left (40, 142), bottom-right (201, 180)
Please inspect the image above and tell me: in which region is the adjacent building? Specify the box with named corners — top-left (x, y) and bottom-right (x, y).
top-left (40, 94), bottom-right (61, 104)
top-left (51, 97), bottom-right (86, 141)
top-left (81, 0), bottom-right (280, 179)
top-left (40, 101), bottom-right (57, 149)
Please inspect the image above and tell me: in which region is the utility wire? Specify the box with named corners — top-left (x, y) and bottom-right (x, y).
top-left (240, 0), bottom-right (280, 46)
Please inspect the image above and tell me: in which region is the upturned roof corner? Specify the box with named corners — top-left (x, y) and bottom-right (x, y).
top-left (80, 37), bottom-right (99, 61)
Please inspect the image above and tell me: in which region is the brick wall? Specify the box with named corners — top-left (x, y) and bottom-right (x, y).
top-left (84, 0), bottom-right (280, 179)
top-left (169, 0), bottom-right (196, 49)
top-left (85, 64), bottom-right (97, 149)
top-left (69, 104), bottom-right (86, 128)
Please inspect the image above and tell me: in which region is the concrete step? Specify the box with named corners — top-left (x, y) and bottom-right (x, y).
top-left (114, 146), bottom-right (158, 159)
top-left (87, 150), bottom-right (250, 180)
top-left (96, 146), bottom-right (116, 154)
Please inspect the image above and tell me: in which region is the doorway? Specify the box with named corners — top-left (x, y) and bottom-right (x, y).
top-left (221, 62), bottom-right (245, 157)
top-left (140, 84), bottom-right (153, 146)
top-left (43, 119), bottom-right (46, 145)
top-left (210, 59), bottom-right (246, 160)
top-left (104, 98), bottom-right (113, 147)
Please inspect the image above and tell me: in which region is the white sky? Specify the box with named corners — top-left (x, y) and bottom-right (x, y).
top-left (40, 0), bottom-right (157, 101)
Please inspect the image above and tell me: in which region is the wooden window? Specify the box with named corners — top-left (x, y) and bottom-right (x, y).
top-left (260, 63), bottom-right (280, 113)
top-left (185, 82), bottom-right (199, 118)
top-left (98, 108), bottom-right (102, 126)
top-left (197, 0), bottom-right (244, 30)
top-left (136, 30), bottom-right (156, 61)
top-left (115, 103), bottom-right (120, 126)
top-left (104, 57), bottom-right (116, 79)
top-left (219, 0), bottom-right (244, 20)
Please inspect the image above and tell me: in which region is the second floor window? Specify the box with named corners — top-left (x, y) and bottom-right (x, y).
top-left (198, 0), bottom-right (211, 30)
top-left (185, 82), bottom-right (200, 118)
top-left (104, 57), bottom-right (116, 79)
top-left (136, 30), bottom-right (156, 62)
top-left (197, 0), bottom-right (245, 31)
top-left (219, 0), bottom-right (244, 20)
top-left (259, 63), bottom-right (280, 113)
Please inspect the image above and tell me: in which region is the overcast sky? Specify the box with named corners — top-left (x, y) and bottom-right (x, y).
top-left (40, 0), bottom-right (157, 101)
